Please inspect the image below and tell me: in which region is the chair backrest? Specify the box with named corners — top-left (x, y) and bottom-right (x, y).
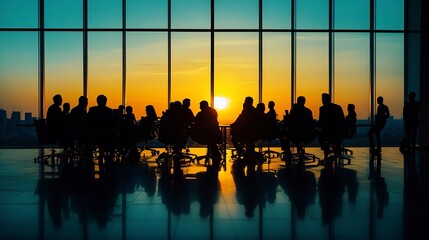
top-left (34, 119), bottom-right (54, 145)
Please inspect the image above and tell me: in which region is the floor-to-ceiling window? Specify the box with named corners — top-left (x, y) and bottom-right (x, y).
top-left (0, 0), bottom-right (412, 147)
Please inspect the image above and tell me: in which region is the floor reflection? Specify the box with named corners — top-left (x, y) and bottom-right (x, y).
top-left (0, 147), bottom-right (428, 239)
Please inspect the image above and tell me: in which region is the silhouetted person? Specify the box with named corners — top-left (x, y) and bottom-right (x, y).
top-left (403, 92), bottom-right (420, 150)
top-left (192, 100), bottom-right (222, 179)
top-left (318, 93), bottom-right (345, 157)
top-left (61, 102), bottom-right (73, 151)
top-left (139, 105), bottom-right (158, 141)
top-left (120, 106), bottom-right (139, 163)
top-left (231, 96), bottom-right (259, 156)
top-left (47, 94), bottom-right (64, 144)
top-left (288, 96), bottom-right (316, 156)
top-left (263, 100), bottom-right (280, 143)
top-left (256, 102), bottom-right (266, 140)
top-left (182, 98), bottom-right (195, 130)
top-left (87, 95), bottom-right (115, 164)
top-left (369, 96), bottom-right (390, 153)
top-left (344, 104), bottom-right (357, 139)
top-left (158, 101), bottom-right (187, 153)
top-left (70, 96), bottom-right (89, 153)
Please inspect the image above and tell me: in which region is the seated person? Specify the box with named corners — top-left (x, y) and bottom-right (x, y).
top-left (318, 93), bottom-right (345, 157)
top-left (158, 101), bottom-right (187, 154)
top-left (231, 96), bottom-right (259, 156)
top-left (191, 100), bottom-right (222, 169)
top-left (265, 101), bottom-right (279, 141)
top-left (287, 96), bottom-right (316, 154)
top-left (139, 105), bottom-right (158, 141)
top-left (344, 104), bottom-right (357, 139)
top-left (119, 106), bottom-right (139, 161)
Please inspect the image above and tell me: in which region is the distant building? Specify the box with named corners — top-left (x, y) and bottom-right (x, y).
top-left (10, 111), bottom-right (21, 132)
top-left (24, 112), bottom-right (33, 125)
top-left (0, 109), bottom-right (6, 136)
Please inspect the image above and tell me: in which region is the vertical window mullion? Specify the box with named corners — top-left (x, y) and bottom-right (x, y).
top-left (122, 0), bottom-right (126, 106)
top-left (168, 0), bottom-right (172, 106)
top-left (83, 0), bottom-right (88, 97)
top-left (370, 0), bottom-right (376, 124)
top-left (291, 0), bottom-right (296, 108)
top-left (329, 0), bottom-right (334, 99)
top-left (38, 0), bottom-right (45, 119)
top-left (259, 0), bottom-right (263, 103)
top-left (211, 0), bottom-right (215, 107)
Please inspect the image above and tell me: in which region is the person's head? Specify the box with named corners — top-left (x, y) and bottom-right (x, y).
top-left (125, 106), bottom-right (133, 114)
top-left (322, 93), bottom-right (331, 105)
top-left (78, 96), bottom-right (88, 107)
top-left (199, 100), bottom-right (209, 110)
top-left (118, 105), bottom-right (125, 113)
top-left (409, 92), bottom-right (416, 101)
top-left (183, 98), bottom-right (191, 108)
top-left (172, 101), bottom-right (182, 110)
top-left (63, 102), bottom-right (70, 112)
top-left (347, 104), bottom-right (355, 112)
top-left (53, 94), bottom-right (63, 106)
top-left (145, 105), bottom-right (157, 118)
top-left (268, 101), bottom-right (275, 109)
top-left (377, 96), bottom-right (384, 104)
top-left (256, 102), bottom-right (265, 113)
top-left (244, 96), bottom-right (253, 105)
top-left (297, 96), bottom-right (306, 105)
top-left (96, 95), bottom-right (108, 106)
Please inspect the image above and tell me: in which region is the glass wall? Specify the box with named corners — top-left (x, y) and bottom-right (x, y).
top-left (0, 0), bottom-right (409, 146)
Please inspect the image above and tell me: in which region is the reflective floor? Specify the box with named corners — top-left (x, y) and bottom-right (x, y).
top-left (0, 147), bottom-right (428, 240)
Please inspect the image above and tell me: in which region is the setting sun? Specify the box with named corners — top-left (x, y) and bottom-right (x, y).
top-left (214, 96), bottom-right (229, 110)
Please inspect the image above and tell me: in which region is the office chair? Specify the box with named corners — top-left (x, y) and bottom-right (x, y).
top-left (34, 119), bottom-right (63, 176)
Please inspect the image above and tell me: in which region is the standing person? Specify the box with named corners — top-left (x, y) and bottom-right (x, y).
top-left (318, 93), bottom-right (345, 157)
top-left (369, 96), bottom-right (390, 154)
top-left (403, 92), bottom-right (420, 150)
top-left (87, 95), bottom-right (115, 165)
top-left (46, 94), bottom-right (63, 144)
top-left (70, 96), bottom-right (89, 153)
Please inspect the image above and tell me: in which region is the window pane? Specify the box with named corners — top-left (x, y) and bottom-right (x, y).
top-left (296, 0), bottom-right (328, 29)
top-left (334, 33), bottom-right (370, 146)
top-left (334, 0), bottom-right (369, 30)
top-left (215, 0), bottom-right (258, 29)
top-left (88, 0), bottom-right (122, 28)
top-left (376, 33), bottom-right (404, 145)
top-left (376, 0), bottom-right (404, 30)
top-left (215, 33), bottom-right (259, 125)
top-left (45, 0), bottom-right (82, 28)
top-left (0, 32), bottom-right (38, 117)
top-left (172, 0), bottom-right (210, 29)
top-left (88, 32), bottom-right (122, 109)
top-left (263, 0), bottom-right (291, 29)
top-left (127, 32), bottom-right (168, 118)
top-left (0, 32), bottom-right (38, 147)
top-left (296, 33), bottom-right (329, 117)
top-left (45, 32), bottom-right (83, 113)
top-left (172, 32), bottom-right (210, 115)
top-left (263, 32), bottom-right (291, 118)
top-left (127, 0), bottom-right (167, 29)
top-left (0, 0), bottom-right (38, 28)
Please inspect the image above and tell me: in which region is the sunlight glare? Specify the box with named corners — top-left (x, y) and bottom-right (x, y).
top-left (214, 96), bottom-right (229, 110)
